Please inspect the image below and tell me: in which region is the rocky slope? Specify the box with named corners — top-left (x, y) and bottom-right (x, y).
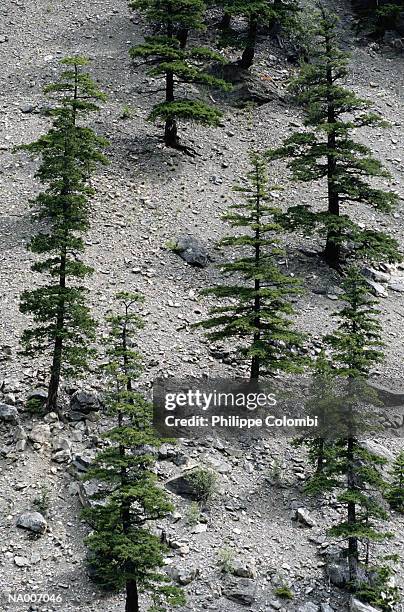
top-left (0, 0), bottom-right (403, 611)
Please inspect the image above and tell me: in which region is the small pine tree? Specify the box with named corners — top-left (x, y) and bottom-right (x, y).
top-left (217, 0), bottom-right (300, 68)
top-left (268, 4), bottom-right (401, 269)
top-left (293, 352), bottom-right (341, 495)
top-left (83, 292), bottom-right (185, 612)
top-left (386, 450), bottom-right (404, 513)
top-left (197, 153), bottom-right (305, 380)
top-left (129, 0), bottom-right (230, 152)
top-left (322, 268), bottom-right (392, 586)
top-left (18, 57), bottom-right (108, 415)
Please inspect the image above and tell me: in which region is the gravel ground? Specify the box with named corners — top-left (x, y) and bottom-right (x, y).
top-left (0, 0), bottom-right (403, 610)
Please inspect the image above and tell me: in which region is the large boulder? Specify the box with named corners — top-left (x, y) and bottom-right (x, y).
top-left (209, 62), bottom-right (284, 106)
top-left (69, 390), bottom-right (101, 419)
top-left (28, 423), bottom-right (51, 446)
top-left (223, 577), bottom-right (257, 605)
top-left (17, 511), bottom-right (47, 534)
top-left (174, 235), bottom-right (210, 268)
top-left (0, 403), bottom-right (18, 424)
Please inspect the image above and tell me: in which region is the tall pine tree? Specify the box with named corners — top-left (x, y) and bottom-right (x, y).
top-left (18, 57), bottom-right (108, 415)
top-left (84, 292), bottom-right (184, 612)
top-left (322, 268), bottom-right (392, 586)
top-left (268, 4), bottom-right (401, 269)
top-left (129, 0), bottom-right (229, 152)
top-left (197, 153), bottom-right (304, 380)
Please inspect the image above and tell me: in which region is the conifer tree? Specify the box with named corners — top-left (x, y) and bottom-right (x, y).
top-left (293, 352), bottom-right (341, 495)
top-left (129, 0), bottom-right (230, 152)
top-left (83, 292), bottom-right (184, 612)
top-left (322, 268), bottom-right (392, 585)
top-left (386, 450), bottom-right (404, 513)
top-left (197, 153), bottom-right (305, 380)
top-left (268, 4), bottom-right (401, 269)
top-left (18, 57), bottom-right (108, 415)
top-left (216, 0), bottom-right (300, 68)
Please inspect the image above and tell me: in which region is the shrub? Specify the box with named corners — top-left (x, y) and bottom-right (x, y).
top-left (33, 485), bottom-right (51, 516)
top-left (186, 502), bottom-right (201, 526)
top-left (217, 547), bottom-right (235, 574)
top-left (274, 585), bottom-right (294, 600)
top-left (184, 468), bottom-right (217, 505)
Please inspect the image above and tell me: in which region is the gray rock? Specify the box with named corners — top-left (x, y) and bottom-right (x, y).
top-left (14, 556), bottom-right (30, 567)
top-left (175, 235), bottom-right (210, 268)
top-left (78, 481), bottom-right (105, 508)
top-left (298, 604), bottom-right (319, 612)
top-left (223, 577), bottom-right (256, 605)
top-left (362, 267), bottom-right (391, 284)
top-left (232, 560), bottom-right (257, 579)
top-left (16, 439), bottom-right (27, 452)
top-left (20, 104), bottom-right (37, 114)
top-left (166, 566), bottom-right (199, 586)
top-left (28, 423), bottom-right (51, 445)
top-left (320, 604), bottom-right (334, 612)
top-left (192, 523), bottom-right (208, 534)
top-left (72, 453), bottom-right (93, 473)
top-left (52, 436), bottom-right (71, 452)
top-left (388, 281), bottom-right (404, 292)
top-left (350, 598), bottom-right (380, 612)
top-left (17, 511), bottom-right (47, 534)
top-left (293, 507), bottom-right (316, 528)
top-left (364, 279), bottom-right (388, 298)
top-left (0, 403), bottom-right (19, 424)
top-left (52, 449), bottom-right (71, 463)
top-left (70, 390), bottom-right (101, 415)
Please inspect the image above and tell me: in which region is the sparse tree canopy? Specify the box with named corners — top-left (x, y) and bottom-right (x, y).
top-left (268, 5), bottom-right (401, 269)
top-left (18, 57), bottom-right (108, 415)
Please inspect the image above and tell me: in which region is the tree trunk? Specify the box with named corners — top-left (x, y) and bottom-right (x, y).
top-left (239, 17), bottom-right (257, 69)
top-left (177, 27), bottom-right (188, 49)
top-left (125, 579), bottom-right (139, 612)
top-left (219, 11), bottom-right (231, 29)
top-left (316, 440), bottom-right (325, 473)
top-left (250, 163), bottom-right (261, 381)
top-left (46, 246), bottom-right (67, 415)
top-left (324, 30), bottom-right (341, 269)
top-left (164, 70), bottom-right (178, 148)
top-left (347, 436), bottom-right (358, 584)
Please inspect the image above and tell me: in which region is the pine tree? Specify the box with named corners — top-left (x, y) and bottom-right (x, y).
top-left (18, 57), bottom-right (108, 415)
top-left (268, 4), bottom-right (401, 269)
top-left (353, 0), bottom-right (404, 37)
top-left (197, 153), bottom-right (305, 380)
top-left (129, 0), bottom-right (230, 152)
top-left (293, 352), bottom-right (341, 495)
top-left (216, 0), bottom-right (300, 68)
top-left (83, 292), bottom-right (185, 612)
top-left (322, 267), bottom-right (392, 585)
top-left (386, 450), bottom-right (404, 513)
